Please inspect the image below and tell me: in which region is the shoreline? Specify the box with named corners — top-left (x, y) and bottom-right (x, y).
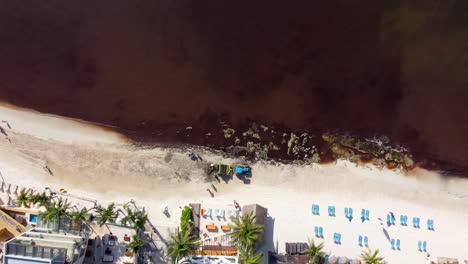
top-left (1, 103), bottom-right (468, 263)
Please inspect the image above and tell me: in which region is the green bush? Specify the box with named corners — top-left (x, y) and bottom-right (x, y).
top-left (180, 206), bottom-right (192, 232)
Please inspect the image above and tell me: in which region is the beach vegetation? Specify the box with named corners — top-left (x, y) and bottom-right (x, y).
top-left (305, 240), bottom-right (325, 264)
top-left (121, 206), bottom-right (149, 231)
top-left (71, 207), bottom-right (89, 229)
top-left (28, 192), bottom-right (51, 207)
top-left (16, 190), bottom-right (30, 207)
top-left (180, 206), bottom-right (192, 232)
top-left (361, 248), bottom-right (386, 264)
top-left (96, 203), bottom-right (117, 226)
top-left (229, 212), bottom-right (264, 250)
top-left (127, 234), bottom-right (148, 254)
top-left (238, 246), bottom-right (263, 264)
top-left (167, 228), bottom-right (200, 264)
top-left (40, 198), bottom-right (71, 225)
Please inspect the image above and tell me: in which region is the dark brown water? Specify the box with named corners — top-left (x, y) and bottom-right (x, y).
top-left (0, 1), bottom-right (467, 174)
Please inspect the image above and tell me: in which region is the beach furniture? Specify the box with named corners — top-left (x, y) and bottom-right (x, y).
top-left (423, 241), bottom-right (427, 252)
top-left (391, 239), bottom-right (395, 250)
top-left (387, 214), bottom-right (392, 226)
top-left (415, 217), bottom-right (420, 228)
top-left (365, 209), bottom-right (370, 220)
top-left (396, 239), bottom-right (400, 250)
top-left (337, 233), bottom-right (341, 244)
top-left (361, 209), bottom-right (365, 220)
top-left (318, 227), bottom-right (323, 238)
top-left (312, 204), bottom-right (319, 215)
top-left (349, 208), bottom-right (353, 219)
top-left (412, 217), bottom-right (417, 227)
top-left (364, 236), bottom-right (368, 247)
top-left (358, 235), bottom-right (363, 247)
top-left (206, 224), bottom-right (217, 231)
top-left (206, 208), bottom-right (212, 217)
top-left (345, 207), bottom-right (349, 218)
top-left (221, 225), bottom-right (231, 232)
top-left (427, 219), bottom-right (434, 230)
top-left (316, 205), bottom-right (320, 215)
top-left (315, 226), bottom-right (319, 237)
top-left (219, 209), bottom-right (225, 218)
top-left (418, 241), bottom-right (422, 251)
top-left (328, 206), bottom-right (335, 216)
top-left (333, 233), bottom-right (338, 244)
top-left (214, 209), bottom-right (219, 217)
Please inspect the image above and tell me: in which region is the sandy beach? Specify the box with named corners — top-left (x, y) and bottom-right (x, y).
top-left (1, 105), bottom-right (468, 264)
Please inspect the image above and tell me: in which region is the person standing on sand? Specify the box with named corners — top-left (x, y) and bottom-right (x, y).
top-left (211, 184), bottom-right (217, 192)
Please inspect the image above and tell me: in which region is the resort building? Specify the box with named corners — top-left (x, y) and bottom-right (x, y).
top-left (3, 217), bottom-right (90, 264)
top-left (188, 203), bottom-right (268, 264)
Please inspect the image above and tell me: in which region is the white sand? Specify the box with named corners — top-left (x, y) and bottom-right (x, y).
top-left (0, 105), bottom-right (468, 264)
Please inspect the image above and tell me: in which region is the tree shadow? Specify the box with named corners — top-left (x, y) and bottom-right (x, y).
top-left (259, 216), bottom-right (276, 262)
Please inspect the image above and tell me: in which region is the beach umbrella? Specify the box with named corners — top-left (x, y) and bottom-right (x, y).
top-left (338, 257), bottom-right (349, 264)
top-left (328, 255), bottom-right (338, 264)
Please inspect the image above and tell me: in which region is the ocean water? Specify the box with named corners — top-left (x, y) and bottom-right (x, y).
top-left (0, 1), bottom-right (467, 173)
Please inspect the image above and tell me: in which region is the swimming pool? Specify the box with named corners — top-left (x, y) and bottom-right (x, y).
top-left (29, 214), bottom-right (38, 224)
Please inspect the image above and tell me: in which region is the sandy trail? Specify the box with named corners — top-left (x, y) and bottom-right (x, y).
top-left (0, 105), bottom-right (468, 263)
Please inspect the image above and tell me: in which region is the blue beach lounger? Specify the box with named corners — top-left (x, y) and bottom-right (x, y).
top-left (345, 207), bottom-right (349, 218)
top-left (331, 206), bottom-right (335, 216)
top-left (387, 214), bottom-right (392, 226)
top-left (312, 204), bottom-right (315, 214)
top-left (314, 226), bottom-right (319, 237)
top-left (400, 215), bottom-right (405, 225)
top-left (365, 209), bottom-right (370, 220)
top-left (364, 236), bottom-right (368, 247)
top-left (358, 235), bottom-right (363, 247)
top-left (396, 239), bottom-right (400, 250)
top-left (391, 239), bottom-right (395, 250)
top-left (319, 227), bottom-right (323, 238)
top-left (361, 209), bottom-right (365, 220)
top-left (423, 241), bottom-right (427, 252)
top-left (413, 217), bottom-right (417, 227)
top-left (349, 208), bottom-right (353, 218)
top-left (316, 205), bottom-right (320, 215)
top-left (418, 241), bottom-right (422, 251)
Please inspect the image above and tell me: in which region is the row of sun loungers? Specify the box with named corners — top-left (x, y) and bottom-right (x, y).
top-left (358, 235), bottom-right (368, 247)
top-left (391, 238), bottom-right (401, 250)
top-left (395, 214), bottom-right (435, 230)
top-left (205, 223), bottom-right (231, 232)
top-left (201, 208), bottom-right (239, 219)
top-left (285, 242), bottom-right (309, 255)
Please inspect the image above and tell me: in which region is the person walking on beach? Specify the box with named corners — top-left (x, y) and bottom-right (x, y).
top-left (211, 184), bottom-right (217, 192)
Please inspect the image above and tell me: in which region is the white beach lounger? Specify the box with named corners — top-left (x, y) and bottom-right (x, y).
top-left (219, 209), bottom-right (225, 218)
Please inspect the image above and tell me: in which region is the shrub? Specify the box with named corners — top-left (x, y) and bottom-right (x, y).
top-left (180, 206), bottom-right (192, 232)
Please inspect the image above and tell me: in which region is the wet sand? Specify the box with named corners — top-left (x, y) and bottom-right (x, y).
top-left (0, 1), bottom-right (467, 173)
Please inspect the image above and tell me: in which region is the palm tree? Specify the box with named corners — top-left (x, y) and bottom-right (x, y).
top-left (133, 210), bottom-right (148, 231)
top-left (361, 248), bottom-right (385, 264)
top-left (127, 234), bottom-right (148, 255)
top-left (40, 198), bottom-right (71, 229)
top-left (16, 190), bottom-right (30, 207)
top-left (121, 206), bottom-right (136, 228)
top-left (229, 212), bottom-right (264, 250)
top-left (71, 207), bottom-right (89, 230)
top-left (28, 192), bottom-right (51, 207)
top-left (121, 206), bottom-right (148, 231)
top-left (167, 229), bottom-right (200, 264)
top-left (96, 203), bottom-right (117, 226)
top-left (239, 247), bottom-right (263, 264)
top-left (305, 240), bottom-right (325, 264)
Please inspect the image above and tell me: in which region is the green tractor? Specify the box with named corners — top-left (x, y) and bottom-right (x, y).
top-left (209, 163), bottom-right (233, 177)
